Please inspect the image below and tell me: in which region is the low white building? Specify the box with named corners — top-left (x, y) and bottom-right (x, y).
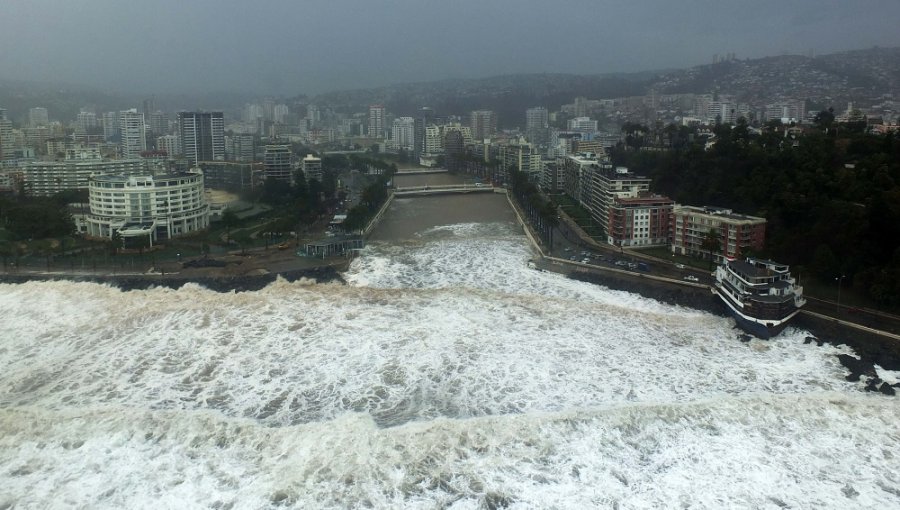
top-left (86, 169), bottom-right (209, 245)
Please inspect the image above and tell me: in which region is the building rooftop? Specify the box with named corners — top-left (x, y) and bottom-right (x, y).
top-left (614, 194), bottom-right (673, 206)
top-left (677, 204), bottom-right (765, 222)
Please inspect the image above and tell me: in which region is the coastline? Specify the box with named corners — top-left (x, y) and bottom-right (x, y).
top-left (0, 262), bottom-right (348, 292)
top-left (505, 190), bottom-right (900, 379)
top-left (4, 200), bottom-right (899, 387)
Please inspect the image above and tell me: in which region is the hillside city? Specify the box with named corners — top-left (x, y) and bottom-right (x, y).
top-left (0, 46), bottom-right (899, 308)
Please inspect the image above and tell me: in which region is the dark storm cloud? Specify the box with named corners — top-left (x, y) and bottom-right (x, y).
top-left (1, 0), bottom-right (898, 96)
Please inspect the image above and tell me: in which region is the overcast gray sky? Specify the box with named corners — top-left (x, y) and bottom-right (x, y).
top-left (2, 0), bottom-right (899, 96)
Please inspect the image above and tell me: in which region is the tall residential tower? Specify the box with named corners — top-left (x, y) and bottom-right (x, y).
top-left (119, 109), bottom-right (147, 158)
top-left (177, 111), bottom-right (225, 164)
top-left (368, 104), bottom-right (386, 138)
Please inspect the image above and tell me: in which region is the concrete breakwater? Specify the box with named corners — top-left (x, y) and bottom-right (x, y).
top-left (0, 265), bottom-right (346, 292)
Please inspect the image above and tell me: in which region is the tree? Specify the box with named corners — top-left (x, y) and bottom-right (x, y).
top-left (813, 108), bottom-right (835, 132)
top-left (5, 202), bottom-right (74, 240)
top-left (221, 209), bottom-right (239, 242)
top-left (810, 244), bottom-right (838, 279)
top-left (110, 230), bottom-right (122, 255)
top-left (261, 177), bottom-right (292, 206)
top-left (700, 229), bottom-right (722, 267)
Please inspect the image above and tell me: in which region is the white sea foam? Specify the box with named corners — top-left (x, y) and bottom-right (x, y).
top-left (1, 221), bottom-right (898, 508)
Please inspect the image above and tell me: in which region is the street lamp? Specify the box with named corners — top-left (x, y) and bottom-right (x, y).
top-left (835, 275), bottom-right (846, 315)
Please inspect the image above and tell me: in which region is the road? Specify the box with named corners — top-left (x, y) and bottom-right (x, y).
top-left (547, 220), bottom-right (713, 285)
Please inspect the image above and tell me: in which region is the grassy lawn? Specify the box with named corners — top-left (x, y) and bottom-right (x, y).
top-left (632, 246), bottom-right (716, 271)
top-left (550, 194), bottom-right (605, 239)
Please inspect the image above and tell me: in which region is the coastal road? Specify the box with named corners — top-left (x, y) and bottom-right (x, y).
top-left (548, 221), bottom-right (712, 285)
top-left (803, 296), bottom-right (900, 336)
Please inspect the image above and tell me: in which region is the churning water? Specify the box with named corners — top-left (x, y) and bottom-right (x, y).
top-left (1, 218), bottom-right (899, 508)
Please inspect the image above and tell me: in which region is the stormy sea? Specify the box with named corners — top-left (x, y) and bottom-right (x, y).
top-left (1, 196), bottom-right (898, 508)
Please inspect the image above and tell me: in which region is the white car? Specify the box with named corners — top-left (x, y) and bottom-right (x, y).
top-left (675, 263), bottom-right (686, 269)
top-left (683, 275), bottom-right (700, 282)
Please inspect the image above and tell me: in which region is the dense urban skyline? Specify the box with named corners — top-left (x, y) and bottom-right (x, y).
top-left (2, 0), bottom-right (900, 96)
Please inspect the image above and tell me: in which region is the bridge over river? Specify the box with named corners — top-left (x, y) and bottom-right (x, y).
top-left (394, 169), bottom-right (449, 176)
top-left (392, 184), bottom-right (503, 197)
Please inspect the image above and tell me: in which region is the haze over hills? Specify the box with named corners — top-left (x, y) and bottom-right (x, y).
top-left (2, 46), bottom-right (898, 126)
top-left (309, 47), bottom-right (900, 124)
top-left (650, 46), bottom-right (900, 105)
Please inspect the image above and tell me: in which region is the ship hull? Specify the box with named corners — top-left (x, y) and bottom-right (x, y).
top-left (713, 286), bottom-right (799, 339)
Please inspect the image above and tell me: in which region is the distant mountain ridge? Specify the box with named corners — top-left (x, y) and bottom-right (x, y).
top-left (310, 46), bottom-right (900, 125)
top-left (311, 72), bottom-right (659, 125)
top-left (2, 46), bottom-right (897, 126)
top-left (649, 47), bottom-right (900, 104)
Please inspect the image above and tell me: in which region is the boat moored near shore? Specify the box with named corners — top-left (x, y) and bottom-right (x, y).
top-left (713, 257), bottom-right (806, 339)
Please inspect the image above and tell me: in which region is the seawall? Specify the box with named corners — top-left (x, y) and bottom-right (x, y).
top-left (505, 191), bottom-right (900, 373)
top-left (0, 265), bottom-right (346, 293)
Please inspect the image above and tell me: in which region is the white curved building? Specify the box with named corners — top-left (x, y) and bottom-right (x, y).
top-left (87, 169), bottom-right (209, 245)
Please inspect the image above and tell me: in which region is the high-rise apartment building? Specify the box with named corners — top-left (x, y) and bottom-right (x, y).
top-left (525, 107), bottom-right (549, 146)
top-left (301, 154), bottom-right (323, 183)
top-left (273, 104), bottom-right (289, 124)
top-left (264, 144), bottom-right (293, 182)
top-left (0, 108), bottom-right (14, 161)
top-left (76, 111), bottom-right (99, 132)
top-left (141, 98), bottom-right (156, 116)
top-left (149, 111), bottom-right (169, 135)
top-left (368, 104), bottom-right (386, 138)
top-left (102, 112), bottom-right (120, 141)
top-left (118, 109), bottom-right (147, 158)
top-left (28, 107), bottom-right (49, 127)
top-left (177, 111), bottom-right (225, 164)
top-left (414, 107), bottom-right (435, 159)
top-left (470, 110), bottom-right (497, 141)
top-left (588, 165), bottom-right (651, 235)
top-left (156, 134), bottom-right (180, 157)
top-left (424, 125), bottom-right (443, 155)
top-left (230, 134), bottom-right (255, 162)
top-left (391, 117), bottom-right (415, 152)
top-left (567, 117), bottom-right (598, 132)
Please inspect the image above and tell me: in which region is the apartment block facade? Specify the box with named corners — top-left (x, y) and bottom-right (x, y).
top-left (671, 205), bottom-right (766, 262)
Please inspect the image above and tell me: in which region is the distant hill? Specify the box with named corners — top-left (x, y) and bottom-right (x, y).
top-left (3, 46), bottom-right (897, 126)
top-left (0, 80), bottom-right (130, 124)
top-left (0, 80), bottom-right (252, 125)
top-left (311, 73), bottom-right (659, 128)
top-left (311, 46), bottom-right (900, 125)
top-left (649, 47), bottom-right (900, 105)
